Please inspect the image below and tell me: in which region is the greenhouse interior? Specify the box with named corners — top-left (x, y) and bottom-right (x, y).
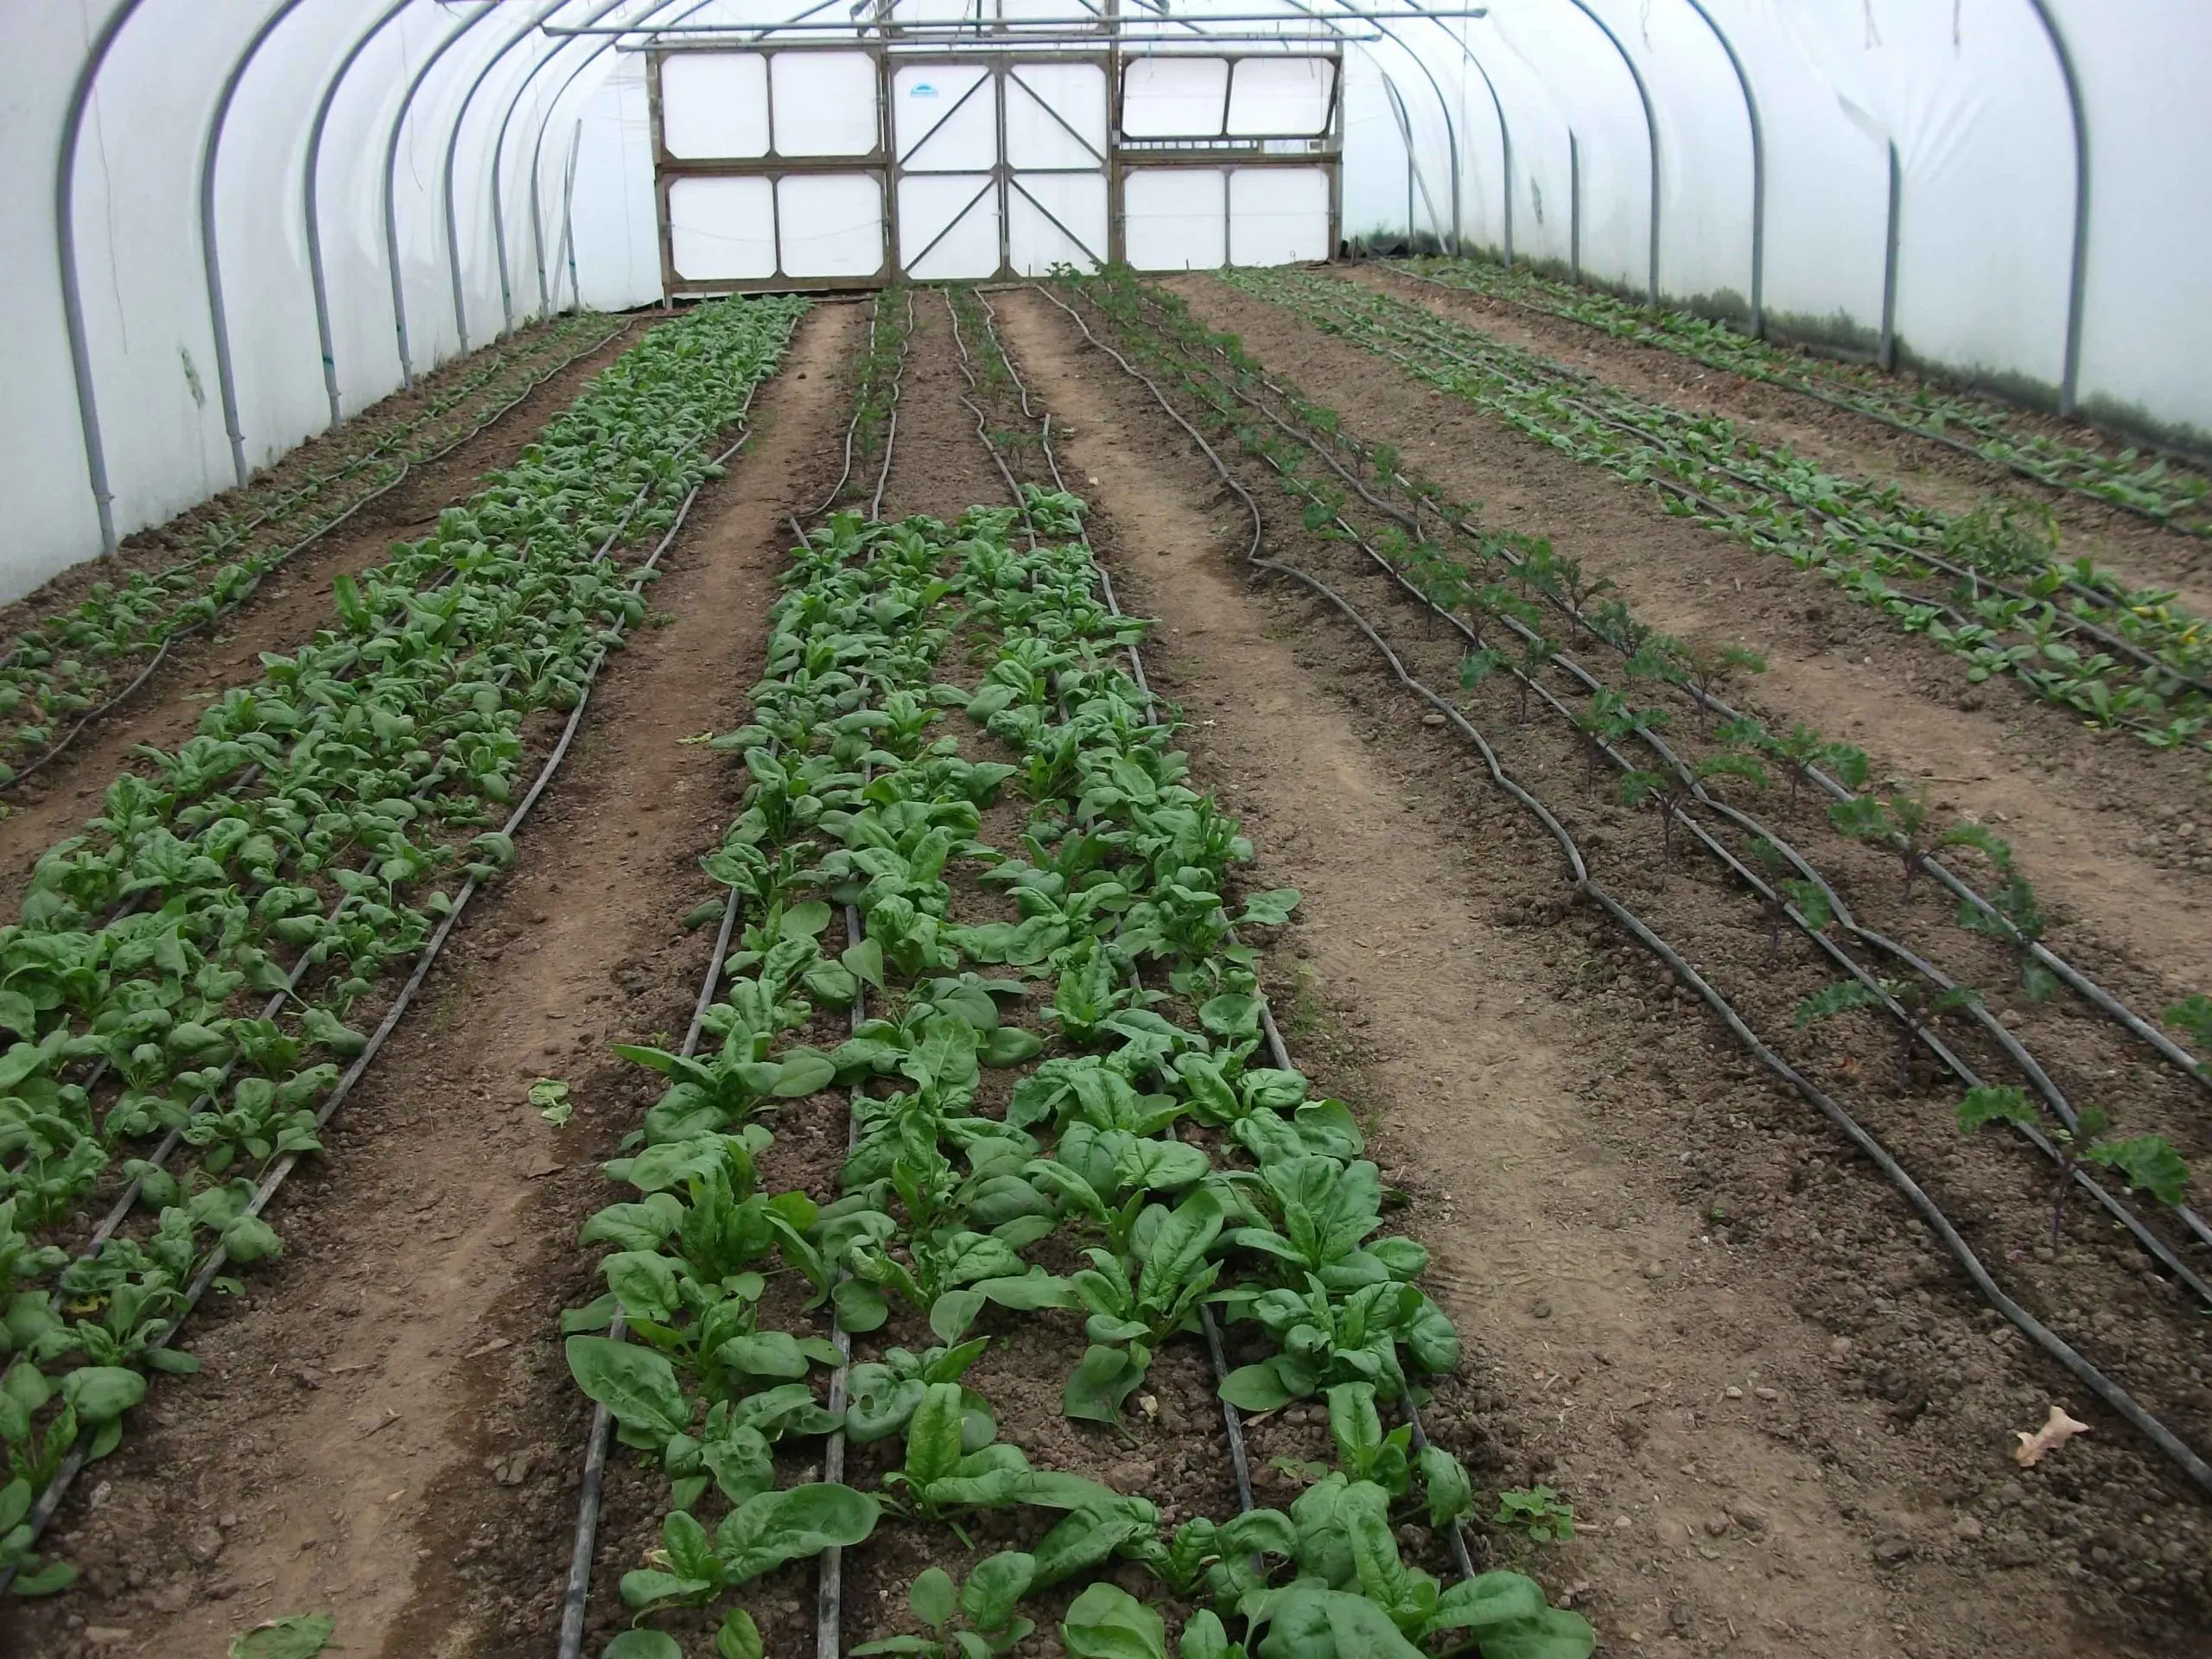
top-left (1, 3), bottom-right (2209, 1656)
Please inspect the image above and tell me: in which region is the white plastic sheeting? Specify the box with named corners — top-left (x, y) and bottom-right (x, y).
top-left (4, 0), bottom-right (2210, 600)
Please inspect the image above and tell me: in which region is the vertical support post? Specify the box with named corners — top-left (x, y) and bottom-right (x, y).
top-left (1560, 0), bottom-right (1658, 302)
top-left (385, 4), bottom-right (501, 389)
top-left (563, 121), bottom-right (586, 312)
top-left (1568, 130), bottom-right (1581, 283)
top-left (1681, 0), bottom-right (1764, 336)
top-left (2023, 0), bottom-right (2089, 416)
top-left (201, 0), bottom-right (315, 492)
top-left (1879, 137), bottom-right (1901, 371)
top-left (305, 0), bottom-right (411, 430)
top-left (56, 0), bottom-right (155, 557)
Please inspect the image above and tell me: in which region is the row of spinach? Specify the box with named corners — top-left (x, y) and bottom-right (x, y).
top-left (0, 313), bottom-right (622, 788)
top-left (569, 499), bottom-right (1593, 1659)
top-left (0, 295), bottom-right (807, 1595)
top-left (1394, 256), bottom-right (2211, 537)
top-left (1230, 267), bottom-right (2212, 756)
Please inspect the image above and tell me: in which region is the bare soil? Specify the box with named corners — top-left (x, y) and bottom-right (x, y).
top-left (1167, 276), bottom-right (2212, 1003)
top-left (993, 283), bottom-right (2212, 1659)
top-left (0, 321), bottom-right (652, 914)
top-left (1350, 266), bottom-right (2212, 616)
top-left (0, 303), bottom-right (857, 1659)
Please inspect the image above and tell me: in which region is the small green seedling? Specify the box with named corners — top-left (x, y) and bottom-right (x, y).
top-left (1495, 1486), bottom-right (1576, 1544)
top-left (1958, 1086), bottom-right (2190, 1246)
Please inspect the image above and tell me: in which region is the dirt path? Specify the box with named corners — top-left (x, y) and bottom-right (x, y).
top-left (0, 303), bottom-right (857, 1659)
top-left (992, 287), bottom-right (2171, 1659)
top-left (0, 321), bottom-right (651, 911)
top-left (1166, 276), bottom-right (2212, 1009)
top-left (1346, 266), bottom-right (2212, 616)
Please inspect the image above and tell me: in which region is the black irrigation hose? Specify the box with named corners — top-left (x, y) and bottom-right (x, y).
top-left (557, 296), bottom-right (913, 1659)
top-left (1386, 263), bottom-right (2212, 539)
top-left (0, 321), bottom-right (632, 795)
top-left (1156, 287), bottom-right (2212, 1099)
top-left (2, 403), bottom-right (757, 1592)
top-left (556, 884), bottom-right (745, 1659)
top-left (1121, 296), bottom-right (2212, 1278)
top-left (1035, 280), bottom-right (2212, 1504)
top-left (1266, 282), bottom-right (2212, 721)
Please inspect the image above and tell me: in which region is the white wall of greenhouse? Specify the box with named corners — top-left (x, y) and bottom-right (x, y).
top-left (4, 0), bottom-right (2212, 600)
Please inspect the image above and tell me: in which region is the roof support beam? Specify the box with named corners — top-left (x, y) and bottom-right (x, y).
top-left (1680, 0), bottom-right (1762, 336)
top-left (2022, 0), bottom-right (2090, 416)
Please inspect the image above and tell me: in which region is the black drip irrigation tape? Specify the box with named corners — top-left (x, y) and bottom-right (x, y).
top-left (1120, 293), bottom-right (2212, 1279)
top-left (1385, 262), bottom-right (2212, 540)
top-left (1034, 280), bottom-right (2212, 1503)
top-left (0, 391), bottom-right (760, 1592)
top-left (1262, 279), bottom-right (2211, 726)
top-left (1154, 288), bottom-right (2212, 1099)
top-left (555, 290), bottom-right (914, 1659)
top-left (1, 321), bottom-right (631, 796)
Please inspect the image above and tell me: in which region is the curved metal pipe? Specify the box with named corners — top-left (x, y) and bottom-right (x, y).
top-left (1382, 22), bottom-right (1463, 254)
top-left (1680, 0), bottom-right (1763, 334)
top-left (524, 0), bottom-right (731, 321)
top-left (385, 2), bottom-right (501, 387)
top-left (303, 0), bottom-right (413, 429)
top-left (1377, 8), bottom-right (1517, 264)
top-left (442, 0), bottom-right (573, 355)
top-left (200, 0), bottom-right (317, 489)
top-left (1557, 0), bottom-right (1660, 302)
top-left (56, 0), bottom-right (156, 557)
top-left (487, 0), bottom-right (645, 341)
top-left (2021, 0), bottom-right (2090, 416)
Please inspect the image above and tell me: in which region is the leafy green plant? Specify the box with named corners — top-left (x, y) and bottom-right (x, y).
top-left (1495, 1485), bottom-right (1577, 1544)
top-left (1957, 1086), bottom-right (2190, 1245)
top-left (855, 1554), bottom-right (1036, 1658)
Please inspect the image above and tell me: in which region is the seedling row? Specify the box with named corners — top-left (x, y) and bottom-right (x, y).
top-left (0, 313), bottom-right (626, 792)
top-left (1040, 270), bottom-right (2212, 1519)
top-left (1392, 256), bottom-right (2212, 537)
top-left (1230, 268), bottom-right (2212, 755)
top-left (0, 295), bottom-right (803, 1594)
top-left (559, 292), bottom-right (1594, 1659)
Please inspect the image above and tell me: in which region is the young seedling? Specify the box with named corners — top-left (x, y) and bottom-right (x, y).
top-left (2163, 995), bottom-right (2212, 1082)
top-left (1795, 976), bottom-right (1980, 1091)
top-left (1829, 785), bottom-right (1979, 898)
top-left (1494, 1486), bottom-right (1576, 1544)
top-left (1957, 1087), bottom-right (2191, 1247)
top-left (1748, 837), bottom-right (1833, 957)
top-left (1677, 639), bottom-right (1768, 734)
top-left (1957, 868), bottom-right (2060, 1001)
top-left (1573, 690), bottom-right (1640, 784)
top-left (854, 1553), bottom-right (1037, 1658)
top-left (1620, 754), bottom-right (1764, 871)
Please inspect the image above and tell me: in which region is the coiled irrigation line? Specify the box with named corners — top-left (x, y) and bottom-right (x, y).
top-left (0, 391), bottom-right (766, 1590)
top-left (1144, 284), bottom-right (2212, 1098)
top-left (1115, 295), bottom-right (2212, 1275)
top-left (978, 289), bottom-right (1482, 1580)
top-left (1384, 262), bottom-right (2212, 540)
top-left (556, 292), bottom-right (914, 1659)
top-left (1035, 280), bottom-right (2212, 1502)
top-left (1, 320), bottom-right (632, 795)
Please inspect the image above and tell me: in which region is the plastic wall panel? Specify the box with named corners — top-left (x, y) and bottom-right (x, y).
top-left (777, 175), bottom-right (882, 276)
top-left (1007, 63), bottom-right (1107, 168)
top-left (1123, 57), bottom-right (1229, 137)
top-left (2056, 0), bottom-right (2212, 442)
top-left (662, 52), bottom-right (769, 157)
top-left (1227, 57), bottom-right (1334, 137)
top-left (899, 175), bottom-right (999, 279)
top-left (896, 64), bottom-right (996, 169)
top-left (566, 58), bottom-right (662, 311)
top-left (669, 175), bottom-right (778, 278)
top-left (1009, 173), bottom-right (1107, 272)
top-left (1339, 51), bottom-right (1413, 248)
top-left (772, 53), bottom-right (878, 156)
top-left (1125, 168), bottom-right (1227, 270)
top-left (1584, 0), bottom-right (1751, 307)
top-left (1229, 166), bottom-right (1330, 265)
